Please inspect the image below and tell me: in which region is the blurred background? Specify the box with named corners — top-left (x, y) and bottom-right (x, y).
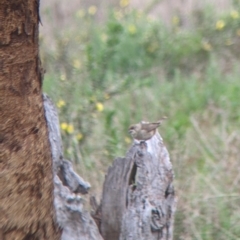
top-left (40, 0), bottom-right (240, 239)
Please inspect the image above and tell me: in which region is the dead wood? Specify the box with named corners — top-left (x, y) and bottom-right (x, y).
top-left (100, 134), bottom-right (176, 240)
top-left (43, 94), bottom-right (103, 240)
top-left (44, 94), bottom-right (176, 240)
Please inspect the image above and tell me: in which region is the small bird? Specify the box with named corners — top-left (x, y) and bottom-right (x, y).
top-left (128, 117), bottom-right (167, 141)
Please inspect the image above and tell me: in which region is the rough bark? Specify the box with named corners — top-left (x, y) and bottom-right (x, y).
top-left (100, 134), bottom-right (176, 240)
top-left (43, 95), bottom-right (103, 240)
top-left (0, 1), bottom-right (61, 239)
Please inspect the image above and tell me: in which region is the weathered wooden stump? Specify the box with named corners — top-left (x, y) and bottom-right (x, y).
top-left (44, 93), bottom-right (176, 239)
top-left (44, 94), bottom-right (103, 240)
top-left (100, 134), bottom-right (176, 240)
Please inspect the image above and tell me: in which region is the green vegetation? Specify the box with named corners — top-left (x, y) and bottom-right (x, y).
top-left (41, 2), bottom-right (240, 239)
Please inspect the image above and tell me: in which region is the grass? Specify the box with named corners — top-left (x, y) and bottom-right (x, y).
top-left (41, 3), bottom-right (240, 239)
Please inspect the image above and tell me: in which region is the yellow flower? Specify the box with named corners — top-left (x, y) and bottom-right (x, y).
top-left (76, 9), bottom-right (85, 18)
top-left (124, 137), bottom-right (131, 144)
top-left (96, 102), bottom-right (104, 112)
top-left (202, 41), bottom-right (212, 51)
top-left (236, 29), bottom-right (240, 36)
top-left (57, 100), bottom-right (66, 108)
top-left (225, 39), bottom-right (233, 46)
top-left (61, 123), bottom-right (74, 134)
top-left (61, 122), bottom-right (68, 131)
top-left (66, 124), bottom-right (74, 134)
top-left (120, 0), bottom-right (129, 8)
top-left (128, 24), bottom-right (137, 35)
top-left (216, 20), bottom-right (225, 30)
top-left (60, 74), bottom-right (66, 81)
top-left (73, 59), bottom-right (81, 69)
top-left (230, 10), bottom-right (239, 19)
top-left (76, 133), bottom-right (83, 141)
top-left (88, 6), bottom-right (97, 15)
top-left (172, 16), bottom-right (180, 26)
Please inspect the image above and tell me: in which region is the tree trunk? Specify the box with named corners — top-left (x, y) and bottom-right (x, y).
top-left (100, 134), bottom-right (176, 240)
top-left (0, 1), bottom-right (61, 239)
